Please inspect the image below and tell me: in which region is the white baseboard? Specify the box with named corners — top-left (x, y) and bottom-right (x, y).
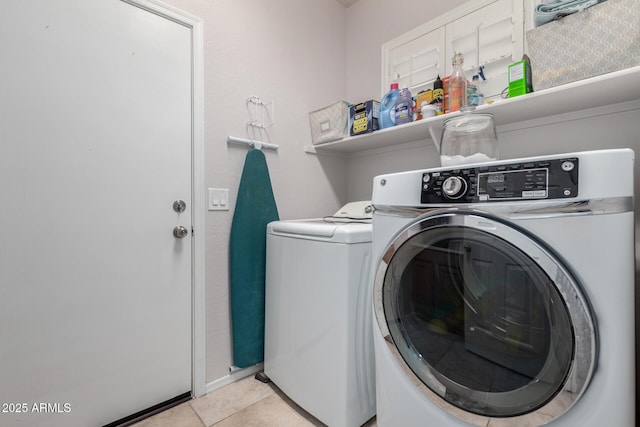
top-left (204, 363), bottom-right (264, 395)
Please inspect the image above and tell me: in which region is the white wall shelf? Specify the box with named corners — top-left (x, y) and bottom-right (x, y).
top-left (305, 65), bottom-right (640, 155)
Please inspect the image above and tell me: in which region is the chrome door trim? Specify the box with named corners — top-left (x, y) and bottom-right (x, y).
top-left (373, 210), bottom-right (597, 426)
top-left (373, 196), bottom-right (633, 219)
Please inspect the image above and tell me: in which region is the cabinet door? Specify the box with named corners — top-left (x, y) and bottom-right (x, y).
top-left (382, 26), bottom-right (446, 96)
top-left (445, 0), bottom-right (524, 100)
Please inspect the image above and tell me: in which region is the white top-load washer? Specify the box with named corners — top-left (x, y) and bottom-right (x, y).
top-left (371, 149), bottom-right (635, 426)
top-left (264, 202), bottom-right (376, 427)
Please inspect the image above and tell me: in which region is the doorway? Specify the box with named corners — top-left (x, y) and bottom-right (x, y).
top-left (0, 0), bottom-right (205, 425)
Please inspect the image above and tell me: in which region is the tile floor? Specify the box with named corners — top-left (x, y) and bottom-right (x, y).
top-left (131, 374), bottom-right (377, 427)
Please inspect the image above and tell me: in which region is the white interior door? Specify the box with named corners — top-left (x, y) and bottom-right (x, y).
top-left (0, 1), bottom-right (193, 425)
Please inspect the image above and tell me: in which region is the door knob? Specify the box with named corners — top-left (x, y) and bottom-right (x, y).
top-left (173, 200), bottom-right (186, 213)
top-left (173, 226), bottom-right (189, 238)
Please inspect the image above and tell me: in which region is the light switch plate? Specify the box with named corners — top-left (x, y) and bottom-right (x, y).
top-left (208, 188), bottom-right (229, 211)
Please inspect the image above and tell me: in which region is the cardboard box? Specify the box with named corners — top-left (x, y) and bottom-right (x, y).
top-left (526, 0), bottom-right (640, 91)
top-left (349, 100), bottom-right (380, 136)
top-left (309, 101), bottom-right (349, 145)
top-left (443, 76), bottom-right (450, 113)
top-left (415, 90), bottom-right (433, 120)
top-left (508, 58), bottom-right (533, 98)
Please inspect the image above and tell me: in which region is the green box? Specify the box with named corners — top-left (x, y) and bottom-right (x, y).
top-left (508, 60), bottom-right (533, 98)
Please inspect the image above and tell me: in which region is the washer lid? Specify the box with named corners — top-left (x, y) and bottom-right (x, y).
top-left (267, 219), bottom-right (372, 243)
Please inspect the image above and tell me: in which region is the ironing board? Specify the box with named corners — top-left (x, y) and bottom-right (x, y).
top-left (229, 148), bottom-right (279, 368)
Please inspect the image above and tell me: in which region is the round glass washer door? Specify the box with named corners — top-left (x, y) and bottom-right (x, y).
top-left (374, 211), bottom-right (596, 423)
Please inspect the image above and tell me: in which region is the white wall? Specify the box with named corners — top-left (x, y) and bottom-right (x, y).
top-left (162, 0), bottom-right (348, 384)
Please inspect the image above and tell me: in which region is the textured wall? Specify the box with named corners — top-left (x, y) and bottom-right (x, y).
top-left (162, 0), bottom-right (348, 384)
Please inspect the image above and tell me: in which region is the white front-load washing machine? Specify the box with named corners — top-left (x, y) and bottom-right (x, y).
top-left (371, 149), bottom-right (635, 426)
top-left (264, 214), bottom-right (375, 427)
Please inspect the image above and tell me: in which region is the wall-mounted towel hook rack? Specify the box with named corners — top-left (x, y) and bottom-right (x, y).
top-left (229, 96), bottom-right (277, 151)
top-left (227, 136), bottom-right (279, 151)
top-left (246, 96), bottom-right (274, 129)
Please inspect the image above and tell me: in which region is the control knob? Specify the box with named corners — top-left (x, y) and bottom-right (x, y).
top-left (442, 176), bottom-right (467, 199)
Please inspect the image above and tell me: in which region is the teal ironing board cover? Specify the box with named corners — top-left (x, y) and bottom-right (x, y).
top-left (229, 148), bottom-right (279, 368)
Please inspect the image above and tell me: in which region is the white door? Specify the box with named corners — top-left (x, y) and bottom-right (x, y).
top-left (0, 1), bottom-right (193, 426)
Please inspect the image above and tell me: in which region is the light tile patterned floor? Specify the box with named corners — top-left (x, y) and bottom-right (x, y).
top-left (132, 374), bottom-right (377, 427)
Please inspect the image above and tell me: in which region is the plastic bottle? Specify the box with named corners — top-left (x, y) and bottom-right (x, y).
top-left (394, 86), bottom-right (413, 125)
top-left (432, 75), bottom-right (444, 115)
top-left (467, 76), bottom-right (478, 107)
top-left (468, 74), bottom-right (484, 107)
top-left (379, 83), bottom-right (399, 129)
top-left (448, 53), bottom-right (467, 113)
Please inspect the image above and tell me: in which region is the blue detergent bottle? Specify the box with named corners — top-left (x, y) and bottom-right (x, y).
top-left (394, 86), bottom-right (413, 125)
top-left (379, 83), bottom-right (399, 129)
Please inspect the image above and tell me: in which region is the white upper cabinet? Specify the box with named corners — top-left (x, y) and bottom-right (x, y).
top-left (384, 27), bottom-right (446, 95)
top-left (383, 0), bottom-right (525, 101)
top-left (445, 0), bottom-right (524, 100)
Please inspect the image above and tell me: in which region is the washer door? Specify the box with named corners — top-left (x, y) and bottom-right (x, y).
top-left (374, 211), bottom-right (596, 424)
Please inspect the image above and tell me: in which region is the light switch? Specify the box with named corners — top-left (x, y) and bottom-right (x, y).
top-left (208, 188), bottom-right (229, 211)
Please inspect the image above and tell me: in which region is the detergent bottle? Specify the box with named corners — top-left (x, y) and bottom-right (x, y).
top-left (379, 83), bottom-right (399, 129)
top-left (394, 86), bottom-right (413, 125)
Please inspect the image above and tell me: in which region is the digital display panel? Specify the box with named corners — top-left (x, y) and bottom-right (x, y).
top-left (420, 158), bottom-right (578, 204)
top-left (478, 168), bottom-right (548, 200)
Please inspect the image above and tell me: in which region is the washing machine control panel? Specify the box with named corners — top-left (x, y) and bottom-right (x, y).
top-left (421, 157), bottom-right (579, 203)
